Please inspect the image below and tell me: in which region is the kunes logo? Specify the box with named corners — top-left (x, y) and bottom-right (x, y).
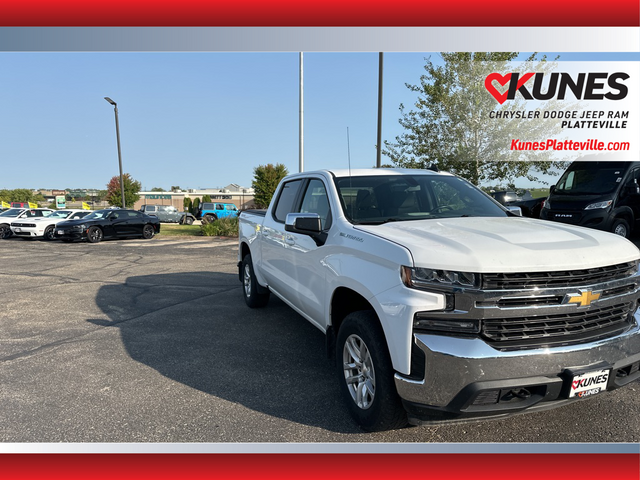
top-left (484, 72), bottom-right (629, 105)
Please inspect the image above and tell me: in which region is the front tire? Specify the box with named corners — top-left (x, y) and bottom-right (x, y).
top-left (142, 224), bottom-right (155, 239)
top-left (43, 225), bottom-right (55, 241)
top-left (612, 218), bottom-right (631, 239)
top-left (336, 311), bottom-right (407, 432)
top-left (242, 254), bottom-right (270, 308)
top-left (87, 226), bottom-right (103, 243)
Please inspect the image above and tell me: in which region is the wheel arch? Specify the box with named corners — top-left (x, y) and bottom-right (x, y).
top-left (239, 241), bottom-right (251, 281)
top-left (611, 207), bottom-right (634, 237)
top-left (326, 287), bottom-right (384, 365)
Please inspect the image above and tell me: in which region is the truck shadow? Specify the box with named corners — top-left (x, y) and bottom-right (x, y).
top-left (89, 271), bottom-right (361, 434)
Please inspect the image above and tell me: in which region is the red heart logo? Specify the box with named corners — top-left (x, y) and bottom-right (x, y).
top-left (485, 73), bottom-right (511, 105)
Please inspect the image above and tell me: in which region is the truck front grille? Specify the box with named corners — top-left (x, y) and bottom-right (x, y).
top-left (481, 302), bottom-right (635, 350)
top-left (483, 262), bottom-right (637, 290)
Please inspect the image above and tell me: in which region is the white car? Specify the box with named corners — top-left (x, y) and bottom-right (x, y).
top-left (0, 208), bottom-right (54, 239)
top-left (10, 209), bottom-right (91, 240)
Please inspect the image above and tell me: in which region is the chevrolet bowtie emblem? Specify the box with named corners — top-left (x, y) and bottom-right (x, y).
top-left (564, 290), bottom-right (601, 307)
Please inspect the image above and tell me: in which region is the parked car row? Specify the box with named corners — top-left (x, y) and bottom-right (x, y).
top-left (0, 208), bottom-right (160, 243)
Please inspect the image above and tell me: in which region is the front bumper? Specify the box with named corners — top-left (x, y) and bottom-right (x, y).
top-left (54, 228), bottom-right (86, 241)
top-left (395, 308), bottom-right (640, 422)
top-left (10, 226), bottom-right (42, 237)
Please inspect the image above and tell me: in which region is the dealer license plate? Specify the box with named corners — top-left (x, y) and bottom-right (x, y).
top-left (569, 369), bottom-right (610, 398)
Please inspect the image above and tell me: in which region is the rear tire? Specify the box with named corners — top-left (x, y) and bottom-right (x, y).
top-left (202, 214), bottom-right (217, 225)
top-left (336, 311), bottom-right (408, 432)
top-left (142, 224), bottom-right (155, 239)
top-left (242, 254), bottom-right (270, 308)
top-left (0, 224), bottom-right (11, 239)
top-left (612, 218), bottom-right (631, 239)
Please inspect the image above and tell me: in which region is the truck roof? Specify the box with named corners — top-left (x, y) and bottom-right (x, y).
top-left (288, 168), bottom-right (450, 179)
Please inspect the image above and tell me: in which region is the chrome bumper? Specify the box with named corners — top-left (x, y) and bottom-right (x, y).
top-left (395, 308), bottom-right (640, 411)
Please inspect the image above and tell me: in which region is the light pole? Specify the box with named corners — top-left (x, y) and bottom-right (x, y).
top-left (104, 97), bottom-right (126, 209)
top-left (376, 52), bottom-right (383, 168)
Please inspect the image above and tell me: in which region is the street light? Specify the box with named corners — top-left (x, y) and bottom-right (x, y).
top-left (104, 97), bottom-right (126, 209)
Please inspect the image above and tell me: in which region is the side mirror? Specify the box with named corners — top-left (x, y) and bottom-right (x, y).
top-left (506, 206), bottom-right (522, 216)
top-left (285, 213), bottom-right (322, 234)
top-left (549, 185), bottom-right (556, 194)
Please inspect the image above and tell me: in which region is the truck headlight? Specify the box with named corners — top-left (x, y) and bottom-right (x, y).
top-left (413, 313), bottom-right (480, 334)
top-left (584, 200), bottom-right (612, 210)
top-left (401, 266), bottom-right (481, 290)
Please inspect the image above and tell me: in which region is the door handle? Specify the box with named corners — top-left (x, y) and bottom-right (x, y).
top-left (285, 235), bottom-right (295, 245)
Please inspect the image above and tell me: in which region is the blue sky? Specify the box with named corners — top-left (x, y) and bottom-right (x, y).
top-left (0, 51), bottom-right (637, 191)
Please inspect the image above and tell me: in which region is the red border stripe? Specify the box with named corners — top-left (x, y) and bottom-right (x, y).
top-left (0, 0), bottom-right (638, 27)
top-left (2, 454), bottom-right (639, 480)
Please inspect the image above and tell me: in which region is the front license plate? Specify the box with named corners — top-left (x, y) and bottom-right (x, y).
top-left (57, 230), bottom-right (64, 235)
top-left (569, 369), bottom-right (610, 398)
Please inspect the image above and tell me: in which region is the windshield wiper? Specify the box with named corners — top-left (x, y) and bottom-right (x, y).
top-left (353, 218), bottom-right (401, 225)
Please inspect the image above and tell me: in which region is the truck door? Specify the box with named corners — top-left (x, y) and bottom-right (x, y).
top-left (287, 178), bottom-right (332, 324)
top-left (260, 178), bottom-right (331, 327)
top-left (617, 167), bottom-right (640, 229)
top-left (260, 179), bottom-right (304, 298)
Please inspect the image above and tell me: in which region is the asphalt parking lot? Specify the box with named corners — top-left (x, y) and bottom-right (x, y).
top-left (1, 234), bottom-right (640, 443)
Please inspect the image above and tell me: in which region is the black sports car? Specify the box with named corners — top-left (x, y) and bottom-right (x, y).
top-left (54, 208), bottom-right (161, 243)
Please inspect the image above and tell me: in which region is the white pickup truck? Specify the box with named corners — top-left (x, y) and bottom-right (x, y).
top-left (238, 168), bottom-right (640, 431)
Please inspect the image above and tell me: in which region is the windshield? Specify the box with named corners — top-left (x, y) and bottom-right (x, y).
top-left (334, 174), bottom-right (508, 224)
top-left (47, 211), bottom-right (73, 219)
top-left (0, 208), bottom-right (25, 217)
top-left (83, 210), bottom-right (111, 220)
top-left (554, 161), bottom-right (630, 195)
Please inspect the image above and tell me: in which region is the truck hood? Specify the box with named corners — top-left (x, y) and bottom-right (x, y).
top-left (355, 216), bottom-right (640, 273)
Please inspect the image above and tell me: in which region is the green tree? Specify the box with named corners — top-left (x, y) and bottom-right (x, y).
top-left (0, 190), bottom-right (11, 203)
top-left (202, 194), bottom-right (212, 203)
top-left (106, 173), bottom-right (142, 208)
top-left (183, 197), bottom-right (192, 213)
top-left (151, 187), bottom-right (165, 192)
top-left (170, 186), bottom-right (182, 192)
top-left (191, 197), bottom-right (200, 215)
top-left (252, 163), bottom-right (289, 208)
top-left (95, 190), bottom-right (108, 202)
top-left (8, 189), bottom-right (35, 202)
top-left (384, 52), bottom-right (568, 185)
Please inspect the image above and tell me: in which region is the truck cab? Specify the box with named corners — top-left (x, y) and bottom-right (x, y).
top-left (541, 157), bottom-right (640, 238)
